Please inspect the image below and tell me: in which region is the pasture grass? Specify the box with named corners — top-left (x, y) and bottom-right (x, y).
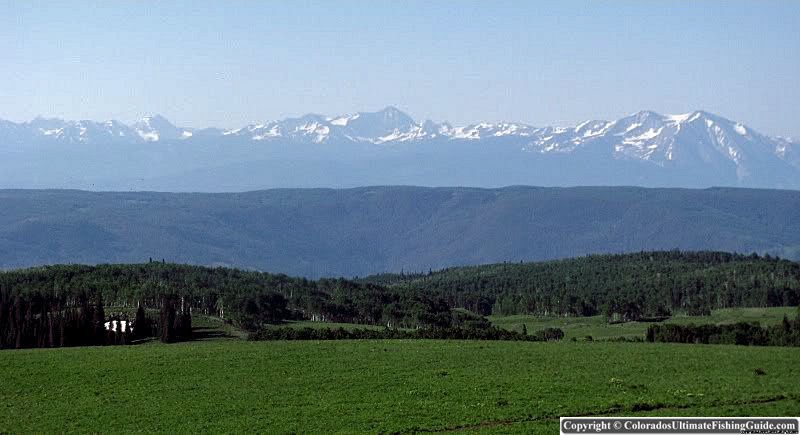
top-left (1, 339), bottom-right (798, 433)
top-left (266, 320), bottom-right (392, 331)
top-left (490, 306), bottom-right (797, 340)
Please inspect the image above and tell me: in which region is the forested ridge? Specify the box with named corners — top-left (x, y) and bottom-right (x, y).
top-left (0, 261), bottom-right (461, 349)
top-left (3, 186), bottom-right (800, 278)
top-left (366, 251), bottom-right (800, 319)
top-left (2, 251), bottom-right (799, 349)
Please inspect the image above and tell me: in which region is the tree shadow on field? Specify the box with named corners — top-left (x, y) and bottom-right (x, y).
top-left (189, 326), bottom-right (234, 341)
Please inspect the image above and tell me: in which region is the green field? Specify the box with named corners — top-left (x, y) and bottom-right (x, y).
top-left (490, 307), bottom-right (798, 340)
top-left (3, 308), bottom-right (798, 433)
top-left (2, 339), bottom-right (799, 433)
top-left (266, 320), bottom-right (394, 331)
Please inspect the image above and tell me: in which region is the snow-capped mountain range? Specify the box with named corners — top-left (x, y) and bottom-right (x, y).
top-left (1, 107), bottom-right (798, 191)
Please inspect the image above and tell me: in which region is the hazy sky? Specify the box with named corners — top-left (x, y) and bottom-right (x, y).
top-left (2, 1), bottom-right (799, 137)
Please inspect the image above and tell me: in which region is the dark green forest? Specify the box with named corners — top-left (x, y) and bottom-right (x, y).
top-left (366, 251), bottom-right (800, 319)
top-left (646, 311), bottom-right (800, 346)
top-left (2, 251), bottom-right (799, 349)
top-left (0, 261), bottom-right (458, 349)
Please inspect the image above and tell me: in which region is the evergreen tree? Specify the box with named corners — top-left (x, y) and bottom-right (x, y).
top-left (134, 305), bottom-right (147, 339)
top-left (160, 298), bottom-right (176, 343)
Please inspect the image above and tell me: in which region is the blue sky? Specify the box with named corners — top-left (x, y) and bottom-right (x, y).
top-left (2, 1), bottom-right (799, 137)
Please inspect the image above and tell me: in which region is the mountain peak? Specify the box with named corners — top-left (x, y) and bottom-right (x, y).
top-left (372, 106), bottom-right (414, 122)
top-left (133, 114), bottom-right (182, 142)
top-left (379, 105), bottom-right (403, 114)
top-left (633, 109), bottom-right (662, 117)
top-left (687, 109), bottom-right (712, 121)
top-left (341, 106), bottom-right (416, 138)
top-left (138, 114), bottom-right (174, 126)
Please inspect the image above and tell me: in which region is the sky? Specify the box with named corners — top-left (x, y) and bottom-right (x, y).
top-left (2, 1), bottom-right (799, 137)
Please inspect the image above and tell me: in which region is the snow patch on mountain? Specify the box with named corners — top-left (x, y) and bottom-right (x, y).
top-left (41, 128), bottom-right (63, 137)
top-left (138, 131), bottom-right (159, 142)
top-left (330, 113), bottom-right (359, 126)
top-left (132, 115), bottom-right (195, 143)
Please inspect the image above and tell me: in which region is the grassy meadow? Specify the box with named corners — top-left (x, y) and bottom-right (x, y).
top-left (2, 307), bottom-right (798, 433)
top-left (490, 307), bottom-right (798, 340)
top-left (2, 338), bottom-right (799, 433)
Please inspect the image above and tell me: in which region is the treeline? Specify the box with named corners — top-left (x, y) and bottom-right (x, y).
top-left (0, 262), bottom-right (465, 345)
top-left (646, 311), bottom-right (800, 346)
top-left (0, 287), bottom-right (193, 349)
top-left (0, 292), bottom-right (121, 349)
top-left (368, 251), bottom-right (800, 320)
top-left (249, 326), bottom-right (564, 342)
top-left (3, 251), bottom-right (799, 349)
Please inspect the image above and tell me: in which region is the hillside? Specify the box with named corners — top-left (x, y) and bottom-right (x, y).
top-left (2, 251), bottom-right (799, 332)
top-left (364, 251), bottom-right (800, 317)
top-left (2, 186), bottom-right (800, 277)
